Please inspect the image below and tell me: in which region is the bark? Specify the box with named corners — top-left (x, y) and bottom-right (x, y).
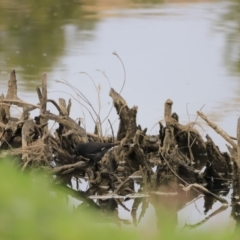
top-left (109, 88), bottom-right (137, 142)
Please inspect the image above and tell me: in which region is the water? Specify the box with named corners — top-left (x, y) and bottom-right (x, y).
top-left (0, 1), bottom-right (239, 142)
top-left (0, 0), bottom-right (240, 234)
top-left (1, 1), bottom-right (240, 148)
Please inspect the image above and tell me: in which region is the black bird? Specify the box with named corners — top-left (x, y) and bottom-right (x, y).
top-left (73, 142), bottom-right (120, 163)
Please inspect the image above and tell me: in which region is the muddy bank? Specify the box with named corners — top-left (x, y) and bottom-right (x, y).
top-left (0, 70), bottom-right (239, 232)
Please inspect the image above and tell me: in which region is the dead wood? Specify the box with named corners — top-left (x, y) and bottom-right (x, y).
top-left (21, 119), bottom-right (40, 166)
top-left (231, 162), bottom-right (240, 220)
top-left (198, 110), bottom-right (237, 150)
top-left (1, 70), bottom-right (237, 225)
top-left (237, 117), bottom-right (240, 169)
top-left (0, 99), bottom-right (39, 109)
top-left (161, 100), bottom-right (206, 161)
top-left (5, 70), bottom-right (19, 120)
top-left (51, 161), bottom-right (88, 175)
top-left (4, 70), bottom-right (37, 120)
top-left (0, 94), bottom-right (8, 130)
top-left (109, 88), bottom-right (137, 142)
top-left (180, 183), bottom-right (228, 204)
top-left (205, 134), bottom-right (232, 182)
top-left (156, 100), bottom-right (207, 194)
top-left (231, 118), bottom-right (240, 220)
top-left (43, 112), bottom-right (85, 137)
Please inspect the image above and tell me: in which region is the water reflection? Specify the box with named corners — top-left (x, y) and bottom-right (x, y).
top-left (1, 0), bottom-right (239, 90)
top-left (66, 179), bottom-right (233, 235)
top-left (0, 0), bottom-right (169, 89)
top-left (1, 0), bottom-right (240, 146)
top-left (0, 0), bottom-right (97, 89)
top-left (221, 0), bottom-right (240, 75)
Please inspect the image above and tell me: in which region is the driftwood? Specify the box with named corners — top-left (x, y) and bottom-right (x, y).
top-left (198, 111), bottom-right (237, 150)
top-left (1, 70), bottom-right (240, 228)
top-left (109, 88), bottom-right (137, 142)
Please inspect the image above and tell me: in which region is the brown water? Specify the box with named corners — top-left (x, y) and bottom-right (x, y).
top-left (0, 0), bottom-right (240, 233)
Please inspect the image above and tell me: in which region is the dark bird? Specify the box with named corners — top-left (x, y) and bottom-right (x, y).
top-left (73, 142), bottom-right (120, 163)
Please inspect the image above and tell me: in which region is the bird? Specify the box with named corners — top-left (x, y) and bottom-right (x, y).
top-left (73, 142), bottom-right (120, 163)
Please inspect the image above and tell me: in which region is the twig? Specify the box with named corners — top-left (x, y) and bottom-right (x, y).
top-left (80, 72), bottom-right (102, 127)
top-left (0, 99), bottom-right (39, 108)
top-left (49, 90), bottom-right (96, 126)
top-left (114, 177), bottom-right (131, 194)
top-left (230, 136), bottom-right (237, 140)
top-left (113, 51), bottom-right (126, 94)
top-left (52, 161), bottom-right (87, 175)
top-left (47, 99), bottom-right (64, 115)
top-left (54, 80), bottom-right (98, 124)
top-left (97, 70), bottom-right (114, 125)
top-left (180, 183), bottom-right (228, 204)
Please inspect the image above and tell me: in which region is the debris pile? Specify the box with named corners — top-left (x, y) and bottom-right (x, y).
top-left (0, 70), bottom-right (239, 228)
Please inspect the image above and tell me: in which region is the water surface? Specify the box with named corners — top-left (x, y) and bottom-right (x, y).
top-left (1, 0), bottom-right (240, 234)
top-left (1, 1), bottom-right (239, 151)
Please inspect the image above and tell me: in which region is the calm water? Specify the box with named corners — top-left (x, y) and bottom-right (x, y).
top-left (0, 0), bottom-right (240, 151)
top-left (1, 0), bottom-right (240, 233)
